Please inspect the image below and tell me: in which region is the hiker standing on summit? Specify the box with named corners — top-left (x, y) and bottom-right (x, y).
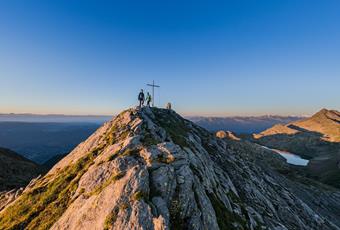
top-left (146, 92), bottom-right (152, 107)
top-left (138, 89), bottom-right (145, 108)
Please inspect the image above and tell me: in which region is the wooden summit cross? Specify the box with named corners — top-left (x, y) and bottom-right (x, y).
top-left (147, 80), bottom-right (160, 107)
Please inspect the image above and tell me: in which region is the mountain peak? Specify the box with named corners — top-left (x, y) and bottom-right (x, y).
top-left (1, 107), bottom-right (340, 229)
top-left (312, 108), bottom-right (331, 119)
top-left (254, 108), bottom-right (340, 142)
top-left (296, 108), bottom-right (340, 142)
top-left (318, 108), bottom-right (329, 113)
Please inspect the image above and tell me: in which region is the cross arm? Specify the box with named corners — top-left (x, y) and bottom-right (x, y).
top-left (147, 84), bottom-right (160, 87)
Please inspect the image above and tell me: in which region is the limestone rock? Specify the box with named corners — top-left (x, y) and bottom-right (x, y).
top-left (216, 130), bottom-right (241, 141)
top-left (1, 107), bottom-right (340, 230)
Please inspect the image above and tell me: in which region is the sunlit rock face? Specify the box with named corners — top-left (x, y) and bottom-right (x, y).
top-left (254, 108), bottom-right (340, 142)
top-left (1, 107), bottom-right (340, 230)
top-left (216, 130), bottom-right (241, 141)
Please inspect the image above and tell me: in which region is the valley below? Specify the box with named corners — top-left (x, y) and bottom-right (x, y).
top-left (251, 109), bottom-right (340, 189)
top-left (261, 146), bottom-right (309, 166)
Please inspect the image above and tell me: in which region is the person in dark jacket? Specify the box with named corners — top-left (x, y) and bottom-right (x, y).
top-left (138, 89), bottom-right (145, 108)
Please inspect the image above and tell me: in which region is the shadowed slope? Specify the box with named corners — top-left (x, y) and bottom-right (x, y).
top-left (0, 147), bottom-right (40, 192)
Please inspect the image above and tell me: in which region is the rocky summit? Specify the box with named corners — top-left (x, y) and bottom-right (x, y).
top-left (1, 107), bottom-right (340, 230)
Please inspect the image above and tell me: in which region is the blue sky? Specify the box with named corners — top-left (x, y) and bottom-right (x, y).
top-left (1, 0), bottom-right (339, 116)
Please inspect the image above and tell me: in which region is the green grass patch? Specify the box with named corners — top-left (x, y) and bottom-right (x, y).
top-left (0, 151), bottom-right (96, 230)
top-left (103, 207), bottom-right (119, 230)
top-left (131, 191), bottom-right (148, 201)
top-left (89, 172), bottom-right (126, 196)
top-left (104, 118), bottom-right (131, 146)
top-left (141, 133), bottom-right (159, 146)
top-left (156, 154), bottom-right (175, 164)
top-left (168, 184), bottom-right (186, 229)
top-left (107, 150), bottom-right (120, 162)
top-left (152, 109), bottom-right (190, 147)
top-left (207, 193), bottom-right (248, 230)
top-left (121, 148), bottom-right (140, 157)
top-left (103, 202), bottom-right (129, 230)
top-left (107, 148), bottom-right (139, 162)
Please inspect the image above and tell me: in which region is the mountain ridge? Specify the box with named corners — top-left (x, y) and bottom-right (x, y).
top-left (189, 115), bottom-right (302, 134)
top-left (252, 108), bottom-right (340, 189)
top-left (1, 107), bottom-right (339, 230)
top-left (254, 108), bottom-right (340, 142)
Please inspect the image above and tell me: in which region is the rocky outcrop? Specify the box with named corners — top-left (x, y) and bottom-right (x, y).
top-left (1, 107), bottom-right (339, 230)
top-left (216, 130), bottom-right (241, 141)
top-left (0, 189), bottom-right (24, 211)
top-left (253, 124), bottom-right (299, 139)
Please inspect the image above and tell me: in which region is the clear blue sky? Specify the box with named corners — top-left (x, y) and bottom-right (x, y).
top-left (1, 0), bottom-right (339, 116)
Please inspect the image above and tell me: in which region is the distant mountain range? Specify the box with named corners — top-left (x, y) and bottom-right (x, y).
top-left (0, 113), bottom-right (303, 164)
top-left (188, 115), bottom-right (302, 134)
top-left (0, 113), bottom-right (302, 132)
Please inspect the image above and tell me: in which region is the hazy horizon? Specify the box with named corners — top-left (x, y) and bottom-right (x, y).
top-left (0, 108), bottom-right (331, 117)
top-left (0, 110), bottom-right (309, 118)
top-left (1, 1), bottom-right (340, 116)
